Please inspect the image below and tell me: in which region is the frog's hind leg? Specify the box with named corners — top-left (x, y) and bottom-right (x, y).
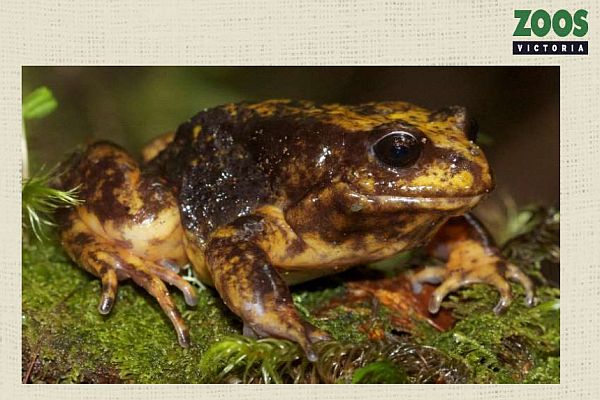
top-left (55, 142), bottom-right (198, 347)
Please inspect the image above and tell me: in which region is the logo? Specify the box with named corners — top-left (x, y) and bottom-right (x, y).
top-left (512, 9), bottom-right (588, 55)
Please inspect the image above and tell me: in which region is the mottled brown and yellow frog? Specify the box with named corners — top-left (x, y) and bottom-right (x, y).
top-left (54, 100), bottom-right (535, 361)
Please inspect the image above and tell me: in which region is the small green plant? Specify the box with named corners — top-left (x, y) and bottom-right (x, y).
top-left (198, 335), bottom-right (470, 384)
top-left (22, 170), bottom-right (82, 241)
top-left (21, 87), bottom-right (81, 242)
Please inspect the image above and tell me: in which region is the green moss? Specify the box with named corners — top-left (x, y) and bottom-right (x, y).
top-left (416, 284), bottom-right (559, 383)
top-left (523, 356), bottom-right (560, 384)
top-left (22, 241), bottom-right (239, 383)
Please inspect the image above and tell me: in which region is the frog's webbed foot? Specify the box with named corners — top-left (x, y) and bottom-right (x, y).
top-left (206, 222), bottom-right (330, 362)
top-left (410, 241), bottom-right (535, 315)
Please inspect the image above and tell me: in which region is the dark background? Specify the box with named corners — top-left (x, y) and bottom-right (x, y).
top-left (23, 67), bottom-right (559, 214)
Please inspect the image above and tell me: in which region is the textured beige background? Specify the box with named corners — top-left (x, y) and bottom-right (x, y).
top-left (1, 0), bottom-right (598, 398)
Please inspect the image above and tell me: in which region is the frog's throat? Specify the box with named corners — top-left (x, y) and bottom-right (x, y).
top-left (345, 191), bottom-right (484, 213)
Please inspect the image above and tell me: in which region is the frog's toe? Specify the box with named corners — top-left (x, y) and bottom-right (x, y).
top-left (408, 266), bottom-right (446, 294)
top-left (68, 238), bottom-right (193, 347)
top-left (243, 319), bottom-right (321, 362)
top-left (283, 323), bottom-right (328, 361)
top-left (128, 269), bottom-right (191, 347)
top-left (306, 325), bottom-right (332, 343)
top-left (506, 263), bottom-right (536, 307)
top-left (110, 254), bottom-right (194, 347)
top-left (428, 275), bottom-right (470, 313)
top-left (295, 328), bottom-right (321, 362)
top-left (488, 274), bottom-right (513, 314)
top-left (98, 268), bottom-right (118, 314)
top-left (147, 261), bottom-right (198, 306)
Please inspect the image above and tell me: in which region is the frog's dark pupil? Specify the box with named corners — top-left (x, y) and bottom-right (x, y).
top-left (373, 132), bottom-right (421, 168)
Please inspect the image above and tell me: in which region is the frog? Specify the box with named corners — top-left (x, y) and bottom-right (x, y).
top-left (53, 99), bottom-right (535, 361)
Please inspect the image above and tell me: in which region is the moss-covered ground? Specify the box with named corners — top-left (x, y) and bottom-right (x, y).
top-left (22, 208), bottom-right (559, 384)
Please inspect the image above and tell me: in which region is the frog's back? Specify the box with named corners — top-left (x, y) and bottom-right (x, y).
top-left (148, 99), bottom-right (429, 242)
top-left (148, 103), bottom-right (268, 242)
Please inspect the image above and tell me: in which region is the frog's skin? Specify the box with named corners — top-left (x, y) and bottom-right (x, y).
top-left (54, 100), bottom-right (535, 361)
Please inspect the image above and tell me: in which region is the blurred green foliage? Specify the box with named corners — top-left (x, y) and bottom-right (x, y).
top-left (23, 87), bottom-right (58, 120)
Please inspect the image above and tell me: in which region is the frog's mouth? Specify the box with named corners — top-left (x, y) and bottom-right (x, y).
top-left (345, 191), bottom-right (485, 214)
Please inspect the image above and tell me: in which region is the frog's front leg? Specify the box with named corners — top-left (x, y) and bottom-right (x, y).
top-left (204, 215), bottom-right (329, 362)
top-left (55, 142), bottom-right (198, 347)
top-left (410, 214), bottom-right (535, 314)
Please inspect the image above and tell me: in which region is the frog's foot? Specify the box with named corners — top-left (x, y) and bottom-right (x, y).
top-left (410, 241), bottom-right (535, 315)
top-left (115, 251), bottom-right (198, 347)
top-left (205, 228), bottom-right (330, 362)
top-left (62, 221), bottom-right (198, 347)
top-left (242, 320), bottom-right (331, 355)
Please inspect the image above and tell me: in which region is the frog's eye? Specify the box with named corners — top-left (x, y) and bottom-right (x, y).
top-left (372, 132), bottom-right (422, 169)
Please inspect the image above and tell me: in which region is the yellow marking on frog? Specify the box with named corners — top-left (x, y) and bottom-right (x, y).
top-left (243, 100), bottom-right (439, 133)
top-left (223, 103), bottom-right (238, 117)
top-left (210, 226), bottom-right (239, 239)
top-left (274, 231), bottom-right (412, 269)
top-left (448, 170), bottom-right (474, 189)
top-left (422, 123), bottom-right (484, 163)
top-left (113, 182), bottom-right (144, 215)
top-left (352, 175), bottom-right (376, 193)
top-left (387, 112), bottom-right (407, 120)
top-left (325, 115), bottom-right (387, 131)
top-left (246, 99), bottom-right (291, 117)
top-left (338, 103), bottom-right (430, 132)
top-left (192, 125), bottom-right (202, 139)
top-left (184, 233), bottom-right (213, 285)
top-left (321, 105), bottom-right (389, 131)
top-left (409, 168), bottom-right (474, 192)
top-left (409, 162), bottom-right (451, 188)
